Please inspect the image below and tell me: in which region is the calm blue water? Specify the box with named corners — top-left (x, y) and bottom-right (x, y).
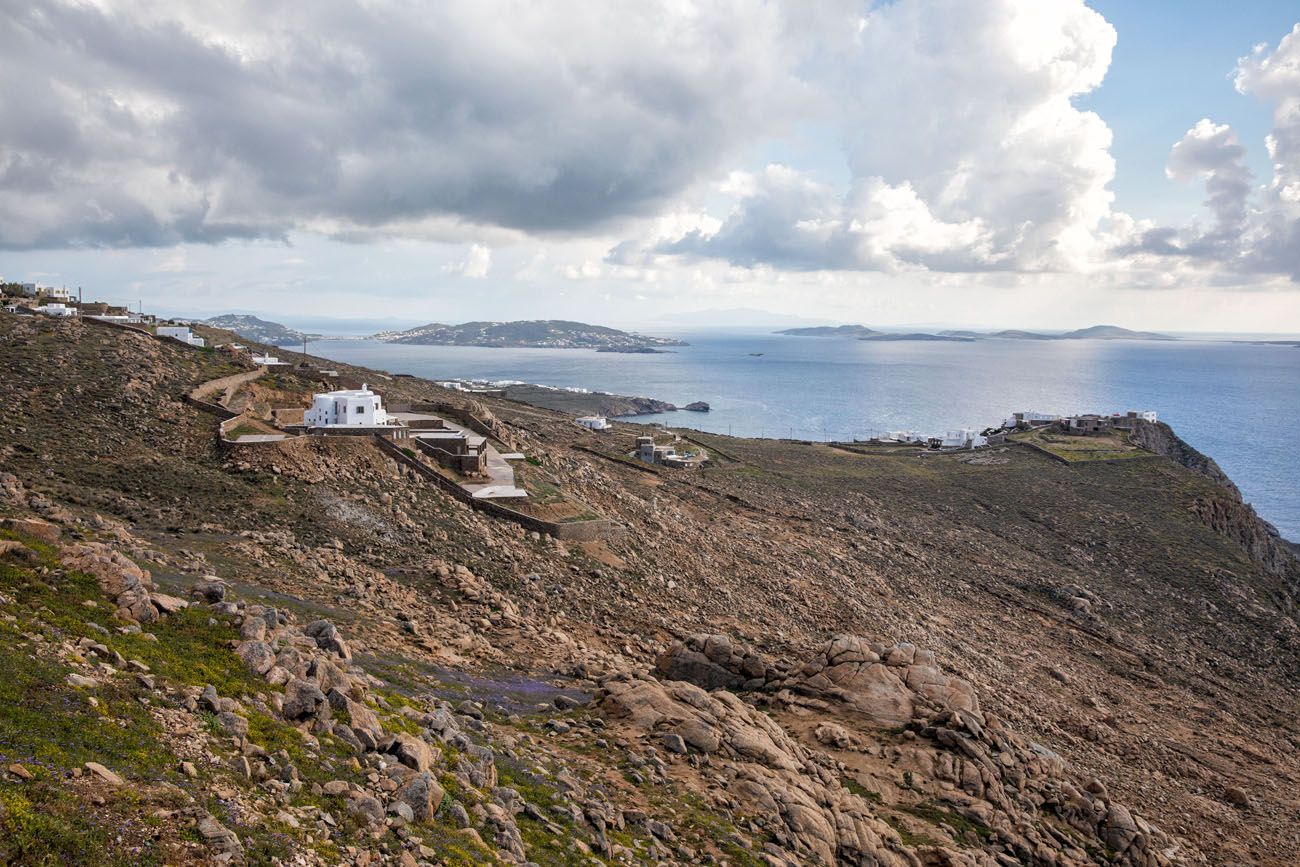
top-left (310, 331), bottom-right (1300, 540)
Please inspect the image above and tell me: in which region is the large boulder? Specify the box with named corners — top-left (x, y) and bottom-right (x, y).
top-left (654, 633), bottom-right (768, 690)
top-left (235, 641), bottom-right (277, 677)
top-left (394, 772), bottom-right (445, 821)
top-left (304, 619), bottom-right (352, 661)
top-left (390, 732), bottom-right (437, 772)
top-left (282, 678), bottom-right (329, 721)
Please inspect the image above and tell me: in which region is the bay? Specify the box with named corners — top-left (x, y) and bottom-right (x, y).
top-left (310, 330), bottom-right (1300, 541)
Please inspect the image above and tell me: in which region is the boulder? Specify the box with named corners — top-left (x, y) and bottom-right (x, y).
top-left (197, 814), bottom-right (245, 864)
top-left (191, 577), bottom-right (227, 603)
top-left (304, 619), bottom-right (352, 661)
top-left (150, 593), bottom-right (188, 615)
top-left (282, 678), bottom-right (328, 721)
top-left (1, 517), bottom-right (60, 544)
top-left (235, 641), bottom-right (276, 677)
top-left (394, 771), bottom-right (445, 821)
top-left (654, 633), bottom-right (767, 691)
top-left (83, 762), bottom-right (124, 786)
top-left (390, 732), bottom-right (437, 772)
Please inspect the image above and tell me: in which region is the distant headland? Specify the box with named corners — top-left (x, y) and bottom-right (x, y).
top-left (777, 323), bottom-right (1175, 342)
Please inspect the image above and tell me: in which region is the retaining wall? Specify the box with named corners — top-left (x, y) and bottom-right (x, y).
top-left (373, 436), bottom-right (623, 541)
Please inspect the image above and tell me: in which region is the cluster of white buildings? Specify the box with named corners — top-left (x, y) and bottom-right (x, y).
top-left (1004, 409), bottom-right (1158, 434)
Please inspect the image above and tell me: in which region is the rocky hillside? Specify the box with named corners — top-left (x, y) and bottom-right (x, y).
top-left (1, 314), bottom-right (1297, 866)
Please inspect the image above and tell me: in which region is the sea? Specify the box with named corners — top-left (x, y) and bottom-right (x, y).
top-left (308, 330), bottom-right (1300, 541)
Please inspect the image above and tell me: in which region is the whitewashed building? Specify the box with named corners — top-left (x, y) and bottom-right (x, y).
top-left (157, 326), bottom-right (205, 347)
top-left (1005, 410), bottom-right (1058, 429)
top-left (304, 385), bottom-right (391, 428)
top-left (251, 353), bottom-right (286, 366)
top-left (36, 303), bottom-right (77, 318)
top-left (941, 429), bottom-right (988, 449)
top-left (576, 416), bottom-right (609, 431)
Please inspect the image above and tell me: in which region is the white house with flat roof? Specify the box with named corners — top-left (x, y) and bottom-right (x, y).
top-left (576, 416), bottom-right (609, 431)
top-left (157, 326), bottom-right (205, 347)
top-left (251, 353), bottom-right (286, 366)
top-left (304, 385), bottom-right (391, 427)
top-left (36, 303), bottom-right (77, 318)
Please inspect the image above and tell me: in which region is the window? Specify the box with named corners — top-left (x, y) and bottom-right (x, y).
top-left (355, 406), bottom-right (363, 414)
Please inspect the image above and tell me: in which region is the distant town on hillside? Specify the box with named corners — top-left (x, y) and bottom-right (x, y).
top-left (371, 320), bottom-right (687, 351)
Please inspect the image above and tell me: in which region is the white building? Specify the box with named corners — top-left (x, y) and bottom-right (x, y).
top-left (43, 287), bottom-right (73, 302)
top-left (304, 385), bottom-right (391, 427)
top-left (576, 416), bottom-right (609, 431)
top-left (36, 303), bottom-right (77, 317)
top-left (884, 430), bottom-right (928, 443)
top-left (1129, 410), bottom-right (1158, 423)
top-left (941, 428), bottom-right (987, 449)
top-left (1005, 410), bottom-right (1058, 429)
top-left (157, 326), bottom-right (205, 347)
top-left (251, 353), bottom-right (287, 366)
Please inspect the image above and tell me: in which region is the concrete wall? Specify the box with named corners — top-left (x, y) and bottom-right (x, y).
top-left (374, 436), bottom-right (623, 541)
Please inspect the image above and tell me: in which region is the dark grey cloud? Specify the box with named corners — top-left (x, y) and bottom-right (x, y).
top-left (0, 1), bottom-right (805, 249)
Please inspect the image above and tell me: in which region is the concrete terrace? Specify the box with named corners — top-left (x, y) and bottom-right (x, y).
top-left (390, 411), bottom-right (528, 500)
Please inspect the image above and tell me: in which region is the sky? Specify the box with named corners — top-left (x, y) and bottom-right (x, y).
top-left (2, 1), bottom-right (1299, 334)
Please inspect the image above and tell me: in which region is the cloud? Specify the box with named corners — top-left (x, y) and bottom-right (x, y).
top-left (1121, 25), bottom-right (1300, 280)
top-left (643, 0), bottom-right (1119, 273)
top-left (442, 244), bottom-right (492, 279)
top-left (0, 0), bottom-right (809, 249)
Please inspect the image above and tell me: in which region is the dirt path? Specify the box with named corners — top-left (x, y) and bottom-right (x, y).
top-left (189, 366), bottom-right (266, 405)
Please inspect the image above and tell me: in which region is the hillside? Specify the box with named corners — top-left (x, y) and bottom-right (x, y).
top-left (1, 314), bottom-right (1298, 865)
top-left (1059, 325), bottom-right (1174, 341)
top-left (205, 314), bottom-right (315, 347)
top-left (373, 320), bottom-right (687, 350)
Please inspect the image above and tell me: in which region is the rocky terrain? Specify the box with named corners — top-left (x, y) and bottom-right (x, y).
top-left (0, 314), bottom-right (1297, 866)
top-left (373, 321), bottom-right (686, 351)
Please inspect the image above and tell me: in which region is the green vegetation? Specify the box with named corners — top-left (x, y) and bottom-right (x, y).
top-left (898, 801), bottom-right (994, 847)
top-left (1011, 428), bottom-right (1150, 463)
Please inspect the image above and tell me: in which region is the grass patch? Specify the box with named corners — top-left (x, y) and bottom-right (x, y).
top-left (897, 801), bottom-right (993, 847)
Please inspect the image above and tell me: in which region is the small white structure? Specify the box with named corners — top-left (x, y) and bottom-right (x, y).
top-left (1129, 410), bottom-right (1158, 423)
top-left (941, 428), bottom-right (986, 449)
top-left (157, 326), bottom-right (205, 347)
top-left (304, 385), bottom-right (391, 427)
top-left (885, 430), bottom-right (928, 443)
top-left (251, 353), bottom-right (286, 366)
top-left (36, 303), bottom-right (77, 318)
top-left (43, 287), bottom-right (73, 302)
top-left (576, 416), bottom-right (609, 431)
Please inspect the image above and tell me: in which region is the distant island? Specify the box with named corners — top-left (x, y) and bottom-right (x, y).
top-left (861, 332), bottom-right (973, 343)
top-left (779, 323), bottom-right (1174, 342)
top-left (373, 319), bottom-right (687, 351)
top-left (205, 314), bottom-right (318, 346)
top-left (777, 324), bottom-right (881, 338)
